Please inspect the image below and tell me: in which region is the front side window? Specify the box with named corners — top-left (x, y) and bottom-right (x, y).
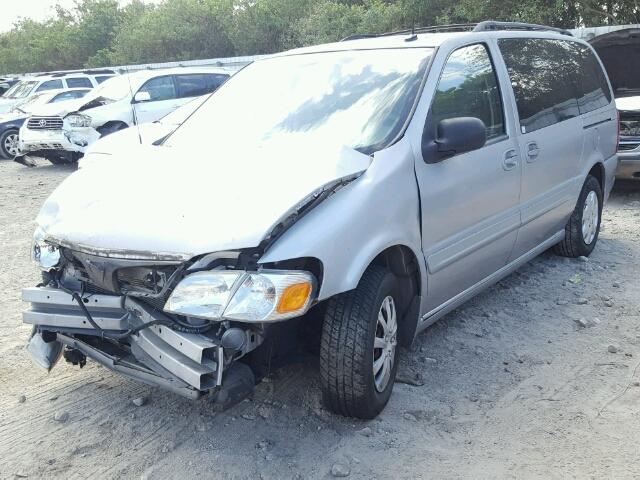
top-left (499, 38), bottom-right (585, 133)
top-left (66, 77), bottom-right (93, 88)
top-left (166, 48), bottom-right (433, 154)
top-left (137, 76), bottom-right (177, 102)
top-left (431, 44), bottom-right (505, 140)
top-left (36, 79), bottom-right (64, 92)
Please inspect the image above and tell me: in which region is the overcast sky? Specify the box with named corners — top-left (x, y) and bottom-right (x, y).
top-left (0, 0), bottom-right (160, 33)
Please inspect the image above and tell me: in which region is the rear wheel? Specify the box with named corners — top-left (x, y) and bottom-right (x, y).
top-left (554, 174), bottom-right (603, 258)
top-left (320, 266), bottom-right (400, 419)
top-left (0, 129), bottom-right (20, 159)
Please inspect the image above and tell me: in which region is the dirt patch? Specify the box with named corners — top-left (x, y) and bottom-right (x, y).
top-left (1, 158), bottom-right (639, 479)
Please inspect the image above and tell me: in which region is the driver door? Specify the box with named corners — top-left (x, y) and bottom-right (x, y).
top-left (414, 42), bottom-right (522, 315)
top-left (133, 75), bottom-right (185, 124)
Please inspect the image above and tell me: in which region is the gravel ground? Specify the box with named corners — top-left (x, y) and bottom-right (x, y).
top-left (1, 158), bottom-right (639, 480)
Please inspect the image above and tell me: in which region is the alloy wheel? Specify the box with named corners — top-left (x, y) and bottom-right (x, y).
top-left (373, 295), bottom-right (397, 392)
top-left (582, 190), bottom-right (599, 245)
top-left (3, 132), bottom-right (20, 157)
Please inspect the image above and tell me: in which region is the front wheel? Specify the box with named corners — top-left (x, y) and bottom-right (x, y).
top-left (320, 266), bottom-right (400, 419)
top-left (0, 129), bottom-right (20, 159)
top-left (554, 174), bottom-right (603, 258)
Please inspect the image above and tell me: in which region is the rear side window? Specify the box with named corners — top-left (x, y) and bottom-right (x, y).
top-left (95, 75), bottom-right (114, 84)
top-left (499, 38), bottom-right (611, 133)
top-left (572, 44), bottom-right (612, 114)
top-left (431, 43), bottom-right (505, 140)
top-left (66, 77), bottom-right (93, 88)
top-left (137, 76), bottom-right (177, 102)
top-left (175, 73), bottom-right (229, 98)
top-left (36, 79), bottom-right (64, 92)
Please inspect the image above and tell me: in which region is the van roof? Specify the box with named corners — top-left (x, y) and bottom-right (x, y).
top-left (277, 28), bottom-right (587, 58)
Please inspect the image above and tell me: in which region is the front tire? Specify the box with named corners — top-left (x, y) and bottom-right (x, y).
top-left (554, 174), bottom-right (603, 258)
top-left (0, 129), bottom-right (20, 159)
top-left (320, 266), bottom-right (400, 419)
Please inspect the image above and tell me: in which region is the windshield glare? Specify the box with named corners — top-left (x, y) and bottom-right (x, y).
top-left (167, 48), bottom-right (432, 154)
top-left (92, 75), bottom-right (132, 103)
top-left (4, 80), bottom-right (38, 99)
top-left (13, 92), bottom-right (48, 111)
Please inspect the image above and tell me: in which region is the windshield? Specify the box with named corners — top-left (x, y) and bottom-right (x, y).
top-left (166, 48), bottom-right (432, 154)
top-left (12, 92), bottom-right (49, 112)
top-left (3, 80), bottom-right (38, 99)
top-left (91, 75), bottom-right (132, 103)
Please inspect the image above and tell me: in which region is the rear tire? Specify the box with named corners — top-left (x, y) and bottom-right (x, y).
top-left (554, 174), bottom-right (603, 258)
top-left (320, 266), bottom-right (400, 419)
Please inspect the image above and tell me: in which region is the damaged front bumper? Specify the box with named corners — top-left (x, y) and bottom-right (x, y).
top-left (23, 286), bottom-right (258, 400)
top-left (19, 125), bottom-right (100, 156)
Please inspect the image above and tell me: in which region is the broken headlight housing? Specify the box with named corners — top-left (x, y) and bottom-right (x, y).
top-left (164, 270), bottom-right (316, 322)
top-left (65, 113), bottom-right (92, 128)
top-left (31, 227), bottom-right (61, 271)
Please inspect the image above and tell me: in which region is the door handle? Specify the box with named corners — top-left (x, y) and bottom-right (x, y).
top-left (503, 149), bottom-right (518, 170)
top-left (526, 142), bottom-right (540, 162)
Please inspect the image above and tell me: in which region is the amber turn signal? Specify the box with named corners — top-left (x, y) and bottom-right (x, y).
top-left (276, 282), bottom-right (313, 314)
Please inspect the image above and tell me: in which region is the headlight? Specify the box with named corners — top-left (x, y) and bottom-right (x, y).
top-left (65, 114), bottom-right (91, 128)
top-left (32, 227), bottom-right (60, 271)
top-left (164, 270), bottom-right (316, 322)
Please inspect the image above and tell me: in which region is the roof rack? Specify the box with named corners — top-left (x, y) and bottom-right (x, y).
top-left (341, 24), bottom-right (477, 41)
top-left (33, 68), bottom-right (116, 78)
top-left (341, 20), bottom-right (572, 42)
top-left (473, 21), bottom-right (573, 37)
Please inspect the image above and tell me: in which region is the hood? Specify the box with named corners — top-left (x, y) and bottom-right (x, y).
top-left (0, 111), bottom-right (27, 124)
top-left (37, 141), bottom-right (372, 260)
top-left (0, 98), bottom-right (18, 114)
top-left (81, 122), bottom-right (173, 162)
top-left (590, 28), bottom-right (640, 99)
top-left (616, 96), bottom-right (640, 112)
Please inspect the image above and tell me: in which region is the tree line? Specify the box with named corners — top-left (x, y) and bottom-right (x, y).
top-left (1, 0), bottom-right (639, 74)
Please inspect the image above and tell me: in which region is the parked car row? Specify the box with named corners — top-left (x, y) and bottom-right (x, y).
top-left (0, 70), bottom-right (115, 114)
top-left (0, 66), bottom-right (231, 164)
top-left (17, 67), bottom-right (230, 164)
top-left (22, 22), bottom-right (620, 419)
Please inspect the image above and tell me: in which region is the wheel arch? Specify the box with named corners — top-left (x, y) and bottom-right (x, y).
top-left (588, 161), bottom-right (605, 192)
top-left (361, 244), bottom-right (423, 347)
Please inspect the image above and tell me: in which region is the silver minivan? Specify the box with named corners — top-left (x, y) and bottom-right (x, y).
top-left (24, 22), bottom-right (618, 419)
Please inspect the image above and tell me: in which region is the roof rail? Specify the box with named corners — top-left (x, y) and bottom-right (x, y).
top-left (474, 21), bottom-right (573, 36)
top-left (341, 23), bottom-right (477, 41)
top-left (32, 68), bottom-right (116, 78)
top-left (341, 20), bottom-right (572, 42)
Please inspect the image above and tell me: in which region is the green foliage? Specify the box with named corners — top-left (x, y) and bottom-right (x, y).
top-left (1, 0), bottom-right (640, 74)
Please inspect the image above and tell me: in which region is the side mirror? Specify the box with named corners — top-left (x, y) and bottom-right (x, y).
top-left (133, 91), bottom-right (151, 103)
top-left (422, 117), bottom-right (487, 163)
